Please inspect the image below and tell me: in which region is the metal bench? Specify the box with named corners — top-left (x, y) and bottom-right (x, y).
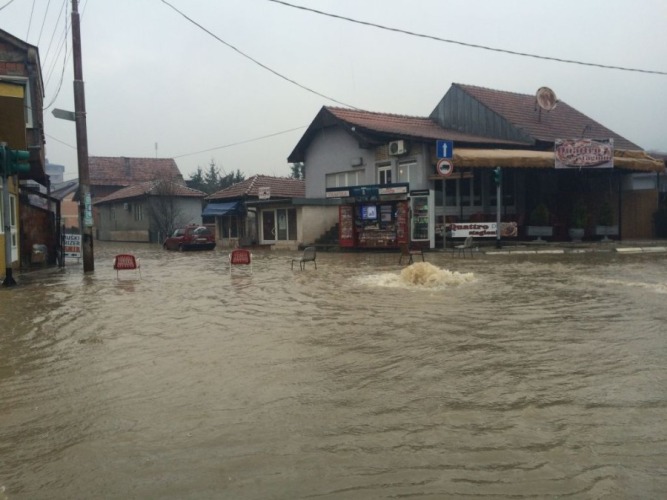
top-left (113, 254), bottom-right (141, 279)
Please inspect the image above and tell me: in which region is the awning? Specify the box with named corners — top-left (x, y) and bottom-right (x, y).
top-left (452, 148), bottom-right (665, 172)
top-left (202, 201), bottom-right (241, 217)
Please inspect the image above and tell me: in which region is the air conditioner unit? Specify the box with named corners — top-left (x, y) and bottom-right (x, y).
top-left (388, 140), bottom-right (407, 155)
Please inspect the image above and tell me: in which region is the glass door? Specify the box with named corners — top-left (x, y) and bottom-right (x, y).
top-left (262, 211), bottom-right (276, 242)
top-left (276, 209), bottom-right (288, 240)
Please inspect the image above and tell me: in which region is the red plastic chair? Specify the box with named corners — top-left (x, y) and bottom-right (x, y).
top-left (113, 254), bottom-right (141, 279)
top-left (229, 248), bottom-right (252, 273)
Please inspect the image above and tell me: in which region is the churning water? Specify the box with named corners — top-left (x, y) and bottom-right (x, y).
top-left (1, 242), bottom-right (666, 499)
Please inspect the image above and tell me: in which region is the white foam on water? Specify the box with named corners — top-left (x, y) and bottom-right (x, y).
top-left (354, 262), bottom-right (476, 290)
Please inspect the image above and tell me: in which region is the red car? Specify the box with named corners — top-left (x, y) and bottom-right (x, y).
top-left (163, 225), bottom-right (216, 251)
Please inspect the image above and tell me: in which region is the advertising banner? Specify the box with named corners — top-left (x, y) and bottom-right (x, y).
top-left (64, 233), bottom-right (81, 258)
top-left (446, 222), bottom-right (518, 238)
top-left (555, 138), bottom-right (614, 169)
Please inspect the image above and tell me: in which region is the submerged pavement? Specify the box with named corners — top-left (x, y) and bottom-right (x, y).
top-left (468, 240), bottom-right (667, 255)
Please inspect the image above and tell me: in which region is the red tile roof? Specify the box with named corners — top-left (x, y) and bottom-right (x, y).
top-left (454, 84), bottom-right (641, 150)
top-left (88, 157), bottom-right (183, 187)
top-left (287, 106), bottom-right (524, 162)
top-left (325, 107), bottom-right (508, 143)
top-left (94, 180), bottom-right (206, 205)
top-left (207, 175), bottom-right (305, 201)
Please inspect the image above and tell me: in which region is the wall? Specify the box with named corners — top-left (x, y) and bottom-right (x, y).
top-left (61, 192), bottom-right (79, 229)
top-left (304, 127), bottom-right (431, 197)
top-left (301, 205), bottom-right (339, 245)
top-left (96, 197), bottom-right (203, 242)
top-left (304, 127), bottom-right (375, 198)
top-left (622, 189), bottom-right (658, 239)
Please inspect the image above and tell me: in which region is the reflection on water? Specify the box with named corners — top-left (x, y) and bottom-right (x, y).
top-left (1, 242), bottom-right (667, 499)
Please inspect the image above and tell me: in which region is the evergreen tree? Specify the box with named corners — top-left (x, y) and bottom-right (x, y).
top-left (203, 159), bottom-right (221, 193)
top-left (290, 162), bottom-right (305, 180)
top-left (188, 167), bottom-right (206, 192)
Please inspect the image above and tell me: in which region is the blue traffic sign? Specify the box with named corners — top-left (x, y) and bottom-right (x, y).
top-left (436, 140), bottom-right (454, 159)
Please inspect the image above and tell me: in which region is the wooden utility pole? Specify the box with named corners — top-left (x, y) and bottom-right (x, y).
top-left (71, 0), bottom-right (94, 272)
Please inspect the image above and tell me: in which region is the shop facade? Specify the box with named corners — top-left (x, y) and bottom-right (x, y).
top-left (288, 85), bottom-right (664, 250)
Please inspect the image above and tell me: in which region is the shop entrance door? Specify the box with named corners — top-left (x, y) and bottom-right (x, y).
top-left (262, 211), bottom-right (276, 242)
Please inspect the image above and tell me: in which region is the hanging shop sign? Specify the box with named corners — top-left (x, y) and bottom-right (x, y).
top-left (555, 138), bottom-right (614, 169)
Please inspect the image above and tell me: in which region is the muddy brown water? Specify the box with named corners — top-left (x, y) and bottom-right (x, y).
top-left (1, 242), bottom-right (666, 499)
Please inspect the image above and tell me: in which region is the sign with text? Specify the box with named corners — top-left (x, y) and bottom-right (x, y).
top-left (64, 233), bottom-right (82, 258)
top-left (555, 138), bottom-right (614, 169)
top-left (446, 222), bottom-right (518, 238)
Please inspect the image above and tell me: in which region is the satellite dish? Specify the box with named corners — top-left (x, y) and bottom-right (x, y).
top-left (536, 87), bottom-right (558, 111)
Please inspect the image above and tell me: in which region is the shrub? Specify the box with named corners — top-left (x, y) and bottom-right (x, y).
top-left (529, 203), bottom-right (550, 226)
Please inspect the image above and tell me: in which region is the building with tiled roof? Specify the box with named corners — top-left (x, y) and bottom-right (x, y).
top-left (88, 156), bottom-right (184, 200)
top-left (94, 180), bottom-right (206, 243)
top-left (431, 83), bottom-right (642, 151)
top-left (289, 83), bottom-right (664, 247)
top-left (207, 174), bottom-right (305, 201)
top-left (203, 175), bottom-right (318, 249)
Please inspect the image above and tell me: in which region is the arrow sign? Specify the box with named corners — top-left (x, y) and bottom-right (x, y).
top-left (52, 108), bottom-right (76, 121)
top-left (436, 139), bottom-right (453, 159)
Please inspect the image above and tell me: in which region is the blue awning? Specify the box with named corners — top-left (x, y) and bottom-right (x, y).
top-left (202, 202), bottom-right (241, 217)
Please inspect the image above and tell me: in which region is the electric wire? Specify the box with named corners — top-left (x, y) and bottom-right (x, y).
top-left (0, 0), bottom-right (17, 11)
top-left (158, 0), bottom-right (360, 109)
top-left (42, 0), bottom-right (67, 65)
top-left (267, 0), bottom-right (667, 76)
top-left (26, 0), bottom-right (36, 39)
top-left (42, 9), bottom-right (68, 111)
top-left (46, 133), bottom-right (76, 149)
top-left (171, 126), bottom-right (307, 159)
top-left (36, 0), bottom-right (53, 46)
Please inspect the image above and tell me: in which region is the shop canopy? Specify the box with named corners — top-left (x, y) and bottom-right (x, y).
top-left (452, 148), bottom-right (664, 172)
top-left (202, 201), bottom-right (241, 217)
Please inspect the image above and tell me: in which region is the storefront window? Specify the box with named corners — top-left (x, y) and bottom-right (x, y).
top-left (221, 216), bottom-right (239, 238)
top-left (262, 208), bottom-right (297, 241)
top-left (472, 170), bottom-right (482, 206)
top-left (445, 179), bottom-right (457, 206)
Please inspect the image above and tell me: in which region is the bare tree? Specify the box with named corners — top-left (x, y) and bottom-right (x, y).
top-left (146, 179), bottom-right (188, 241)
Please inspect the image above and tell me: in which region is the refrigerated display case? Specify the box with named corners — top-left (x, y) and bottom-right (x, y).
top-left (411, 196), bottom-right (429, 241)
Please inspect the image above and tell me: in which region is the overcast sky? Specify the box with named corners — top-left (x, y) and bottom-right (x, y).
top-left (2, 0), bottom-right (666, 182)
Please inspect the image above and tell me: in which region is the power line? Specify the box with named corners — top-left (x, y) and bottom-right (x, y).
top-left (0, 0), bottom-right (17, 12)
top-left (172, 126), bottom-right (307, 159)
top-left (36, 0), bottom-right (53, 46)
top-left (158, 0), bottom-right (360, 109)
top-left (26, 0), bottom-right (36, 39)
top-left (46, 133), bottom-right (76, 149)
top-left (267, 0), bottom-right (667, 76)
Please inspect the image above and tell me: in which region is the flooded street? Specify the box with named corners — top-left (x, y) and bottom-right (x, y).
top-left (1, 242), bottom-right (667, 499)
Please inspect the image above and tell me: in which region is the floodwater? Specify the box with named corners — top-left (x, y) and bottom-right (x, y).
top-left (1, 242), bottom-right (666, 499)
